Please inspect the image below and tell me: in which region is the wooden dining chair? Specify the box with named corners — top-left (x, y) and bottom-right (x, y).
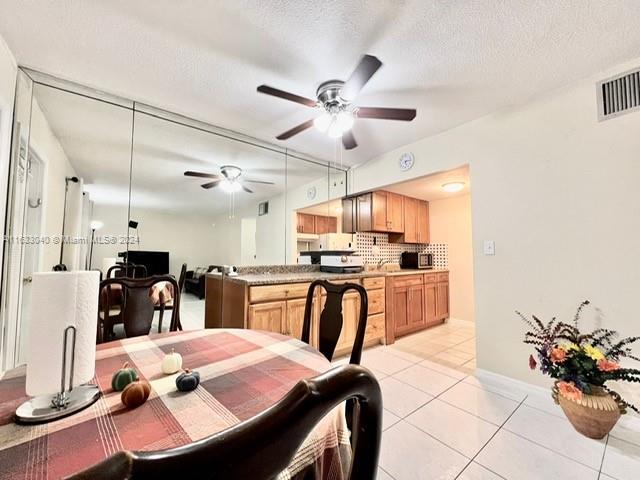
top-left (68, 364), bottom-right (382, 480)
top-left (301, 279), bottom-right (369, 365)
top-left (107, 263), bottom-right (147, 279)
top-left (155, 263), bottom-right (187, 333)
top-left (99, 275), bottom-right (180, 342)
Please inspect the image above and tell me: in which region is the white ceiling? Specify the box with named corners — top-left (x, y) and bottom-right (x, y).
top-left (385, 165), bottom-right (470, 202)
top-left (3, 1), bottom-right (640, 165)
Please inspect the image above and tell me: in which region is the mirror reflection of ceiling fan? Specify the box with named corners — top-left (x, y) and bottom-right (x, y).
top-left (184, 165), bottom-right (275, 194)
top-left (257, 54), bottom-right (417, 150)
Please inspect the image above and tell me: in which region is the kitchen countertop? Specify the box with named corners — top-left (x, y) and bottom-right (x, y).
top-left (209, 268), bottom-right (447, 286)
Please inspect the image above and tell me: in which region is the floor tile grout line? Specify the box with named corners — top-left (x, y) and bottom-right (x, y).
top-left (453, 395), bottom-right (528, 480)
top-left (378, 465), bottom-right (396, 480)
top-left (597, 434), bottom-right (609, 476)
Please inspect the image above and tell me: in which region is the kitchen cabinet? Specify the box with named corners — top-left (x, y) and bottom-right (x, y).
top-left (285, 298), bottom-right (309, 340)
top-left (341, 197), bottom-right (357, 234)
top-left (417, 200), bottom-right (430, 244)
top-left (297, 213), bottom-right (316, 234)
top-left (248, 301), bottom-right (286, 333)
top-left (385, 271), bottom-right (449, 343)
top-left (389, 197), bottom-right (429, 244)
top-left (346, 191), bottom-right (404, 233)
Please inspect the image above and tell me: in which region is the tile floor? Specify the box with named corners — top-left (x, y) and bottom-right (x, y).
top-left (331, 319), bottom-right (640, 480)
top-left (146, 303), bottom-right (640, 479)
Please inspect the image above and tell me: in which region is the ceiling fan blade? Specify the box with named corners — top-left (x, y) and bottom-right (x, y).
top-left (201, 180), bottom-right (221, 189)
top-left (185, 171), bottom-right (219, 179)
top-left (340, 55), bottom-right (383, 100)
top-left (342, 131), bottom-right (358, 150)
top-left (276, 119), bottom-right (314, 140)
top-left (244, 178), bottom-right (276, 185)
top-left (241, 184), bottom-right (254, 194)
top-left (257, 85), bottom-right (317, 107)
top-left (356, 107), bottom-right (416, 121)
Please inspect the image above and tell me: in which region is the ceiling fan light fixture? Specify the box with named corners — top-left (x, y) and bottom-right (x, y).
top-left (327, 120), bottom-right (344, 139)
top-left (220, 178), bottom-right (242, 193)
top-left (313, 113), bottom-right (332, 132)
top-left (335, 111), bottom-right (354, 132)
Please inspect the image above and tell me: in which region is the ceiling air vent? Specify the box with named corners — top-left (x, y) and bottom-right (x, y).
top-left (597, 67), bottom-right (640, 121)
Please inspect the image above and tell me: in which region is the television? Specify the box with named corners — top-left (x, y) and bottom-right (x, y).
top-left (120, 250), bottom-right (170, 276)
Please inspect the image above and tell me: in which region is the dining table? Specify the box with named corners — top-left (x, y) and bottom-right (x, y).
top-left (0, 329), bottom-right (351, 479)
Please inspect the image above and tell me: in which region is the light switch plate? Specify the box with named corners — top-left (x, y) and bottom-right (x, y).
top-left (483, 240), bottom-right (495, 255)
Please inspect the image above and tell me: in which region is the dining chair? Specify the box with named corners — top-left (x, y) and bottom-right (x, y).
top-left (155, 263), bottom-right (187, 333)
top-left (99, 275), bottom-right (180, 342)
top-left (68, 364), bottom-right (382, 480)
top-left (106, 262), bottom-right (147, 279)
top-left (301, 279), bottom-right (369, 365)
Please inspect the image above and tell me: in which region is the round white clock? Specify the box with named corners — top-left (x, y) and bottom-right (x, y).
top-left (399, 152), bottom-right (415, 171)
top-left (306, 186), bottom-right (317, 200)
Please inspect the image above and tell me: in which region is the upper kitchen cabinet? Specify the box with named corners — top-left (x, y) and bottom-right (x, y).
top-left (296, 213), bottom-right (316, 234)
top-left (389, 197), bottom-right (430, 244)
top-left (342, 191), bottom-right (404, 233)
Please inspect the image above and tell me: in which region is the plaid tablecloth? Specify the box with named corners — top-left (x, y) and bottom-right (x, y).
top-left (0, 329), bottom-right (351, 479)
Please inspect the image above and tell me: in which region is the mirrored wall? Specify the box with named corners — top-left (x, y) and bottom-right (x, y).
top-left (1, 70), bottom-right (347, 368)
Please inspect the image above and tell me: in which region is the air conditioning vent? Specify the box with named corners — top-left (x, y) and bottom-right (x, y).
top-left (597, 68), bottom-right (640, 121)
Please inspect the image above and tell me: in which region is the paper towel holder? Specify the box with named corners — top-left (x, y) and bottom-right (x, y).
top-left (15, 325), bottom-right (100, 424)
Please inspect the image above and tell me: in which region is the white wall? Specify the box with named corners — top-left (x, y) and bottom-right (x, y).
top-left (350, 57), bottom-right (640, 404)
top-left (429, 194), bottom-right (474, 322)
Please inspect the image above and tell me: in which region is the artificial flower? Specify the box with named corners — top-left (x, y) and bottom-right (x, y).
top-left (584, 344), bottom-right (605, 361)
top-left (550, 347), bottom-right (567, 363)
top-left (597, 359), bottom-right (620, 372)
top-left (528, 354), bottom-right (537, 370)
top-left (557, 381), bottom-right (583, 402)
top-left (563, 343), bottom-right (580, 352)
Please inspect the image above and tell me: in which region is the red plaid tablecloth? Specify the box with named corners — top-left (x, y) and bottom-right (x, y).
top-left (0, 329), bottom-right (351, 479)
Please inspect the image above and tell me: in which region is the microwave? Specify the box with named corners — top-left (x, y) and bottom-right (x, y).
top-left (400, 252), bottom-right (433, 269)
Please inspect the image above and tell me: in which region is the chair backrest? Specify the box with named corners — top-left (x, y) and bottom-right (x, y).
top-left (100, 275), bottom-right (180, 338)
top-left (177, 263), bottom-right (188, 291)
top-left (107, 263), bottom-right (147, 279)
top-left (68, 364), bottom-right (381, 480)
top-left (301, 280), bottom-right (368, 364)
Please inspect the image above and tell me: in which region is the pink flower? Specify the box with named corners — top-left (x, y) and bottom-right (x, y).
top-left (597, 359), bottom-right (620, 372)
top-left (557, 381), bottom-right (583, 402)
top-left (550, 347), bottom-right (567, 363)
top-left (529, 354), bottom-right (537, 370)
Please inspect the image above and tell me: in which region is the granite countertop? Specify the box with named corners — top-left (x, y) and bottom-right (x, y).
top-left (208, 267), bottom-right (448, 286)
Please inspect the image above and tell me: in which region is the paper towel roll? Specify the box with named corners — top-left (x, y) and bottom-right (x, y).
top-left (25, 271), bottom-right (100, 397)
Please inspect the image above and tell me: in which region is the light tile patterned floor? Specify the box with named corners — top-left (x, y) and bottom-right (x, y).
top-left (164, 305), bottom-right (640, 479)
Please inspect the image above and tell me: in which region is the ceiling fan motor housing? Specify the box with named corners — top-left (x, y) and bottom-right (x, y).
top-left (220, 165), bottom-right (242, 180)
top-left (316, 80), bottom-right (350, 113)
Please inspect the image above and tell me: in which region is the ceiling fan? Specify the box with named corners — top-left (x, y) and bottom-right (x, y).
top-left (257, 54), bottom-right (416, 150)
top-left (184, 165), bottom-right (274, 194)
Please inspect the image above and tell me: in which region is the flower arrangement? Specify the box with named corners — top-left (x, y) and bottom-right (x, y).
top-left (518, 300), bottom-right (640, 413)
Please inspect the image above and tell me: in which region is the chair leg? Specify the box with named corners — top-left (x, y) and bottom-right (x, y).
top-left (158, 309), bottom-right (164, 333)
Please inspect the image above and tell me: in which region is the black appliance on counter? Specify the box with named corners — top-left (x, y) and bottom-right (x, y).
top-left (400, 252), bottom-right (433, 269)
top-left (119, 250), bottom-right (169, 275)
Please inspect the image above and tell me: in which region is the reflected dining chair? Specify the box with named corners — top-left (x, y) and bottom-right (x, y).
top-left (155, 263), bottom-right (187, 333)
top-left (301, 279), bottom-right (369, 365)
top-left (68, 364), bottom-right (382, 480)
top-left (106, 262), bottom-right (147, 279)
top-left (98, 275), bottom-right (180, 342)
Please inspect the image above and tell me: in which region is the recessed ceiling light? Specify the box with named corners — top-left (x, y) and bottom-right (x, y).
top-left (442, 182), bottom-right (465, 193)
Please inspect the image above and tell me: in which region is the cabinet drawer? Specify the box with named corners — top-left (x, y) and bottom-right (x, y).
top-left (437, 272), bottom-right (449, 282)
top-left (367, 289), bottom-right (385, 315)
top-left (424, 273), bottom-right (437, 284)
top-left (391, 275), bottom-right (423, 288)
top-left (365, 313), bottom-right (385, 341)
top-left (249, 282), bottom-right (311, 302)
top-left (362, 276), bottom-right (385, 290)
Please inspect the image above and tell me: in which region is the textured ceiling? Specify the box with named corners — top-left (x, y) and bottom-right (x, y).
top-left (3, 1), bottom-right (640, 165)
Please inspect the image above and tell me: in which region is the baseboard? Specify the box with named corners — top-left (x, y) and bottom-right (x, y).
top-left (474, 367), bottom-right (552, 397)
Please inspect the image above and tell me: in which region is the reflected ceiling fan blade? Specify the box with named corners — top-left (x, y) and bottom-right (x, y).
top-left (276, 119), bottom-right (314, 140)
top-left (356, 107), bottom-right (416, 121)
top-left (342, 131), bottom-right (358, 150)
top-left (201, 180), bottom-right (221, 189)
top-left (340, 55), bottom-right (383, 100)
top-left (185, 171), bottom-right (220, 179)
top-left (241, 184), bottom-right (254, 193)
top-left (244, 178), bottom-right (276, 185)
top-left (257, 85), bottom-right (317, 107)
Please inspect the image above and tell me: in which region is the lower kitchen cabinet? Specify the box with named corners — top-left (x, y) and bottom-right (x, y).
top-left (248, 301), bottom-right (286, 333)
top-left (385, 271), bottom-right (450, 343)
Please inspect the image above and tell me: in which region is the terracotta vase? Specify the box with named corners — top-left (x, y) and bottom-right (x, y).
top-left (553, 382), bottom-right (625, 439)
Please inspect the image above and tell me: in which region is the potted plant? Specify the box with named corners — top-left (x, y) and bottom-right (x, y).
top-left (518, 300), bottom-right (640, 439)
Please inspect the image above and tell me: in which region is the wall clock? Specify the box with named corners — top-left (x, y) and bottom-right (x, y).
top-left (306, 186), bottom-right (317, 200)
top-left (399, 152), bottom-right (415, 171)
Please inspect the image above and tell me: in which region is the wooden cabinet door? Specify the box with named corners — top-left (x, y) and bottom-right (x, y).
top-left (417, 200), bottom-right (430, 244)
top-left (402, 197), bottom-right (419, 243)
top-left (391, 286), bottom-right (410, 334)
top-left (341, 197), bottom-right (356, 234)
top-left (285, 298), bottom-right (308, 340)
top-left (436, 281), bottom-right (450, 320)
top-left (407, 284), bottom-right (426, 329)
top-left (356, 193), bottom-right (373, 231)
top-left (424, 281), bottom-right (438, 325)
top-left (387, 192), bottom-right (404, 233)
top-left (297, 213), bottom-right (316, 234)
top-left (315, 215), bottom-right (329, 234)
top-left (248, 301), bottom-right (286, 333)
top-left (371, 191), bottom-right (388, 231)
top-left (327, 216), bottom-right (338, 233)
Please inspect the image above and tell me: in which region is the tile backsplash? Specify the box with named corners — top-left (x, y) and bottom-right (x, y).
top-left (355, 232), bottom-right (448, 269)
